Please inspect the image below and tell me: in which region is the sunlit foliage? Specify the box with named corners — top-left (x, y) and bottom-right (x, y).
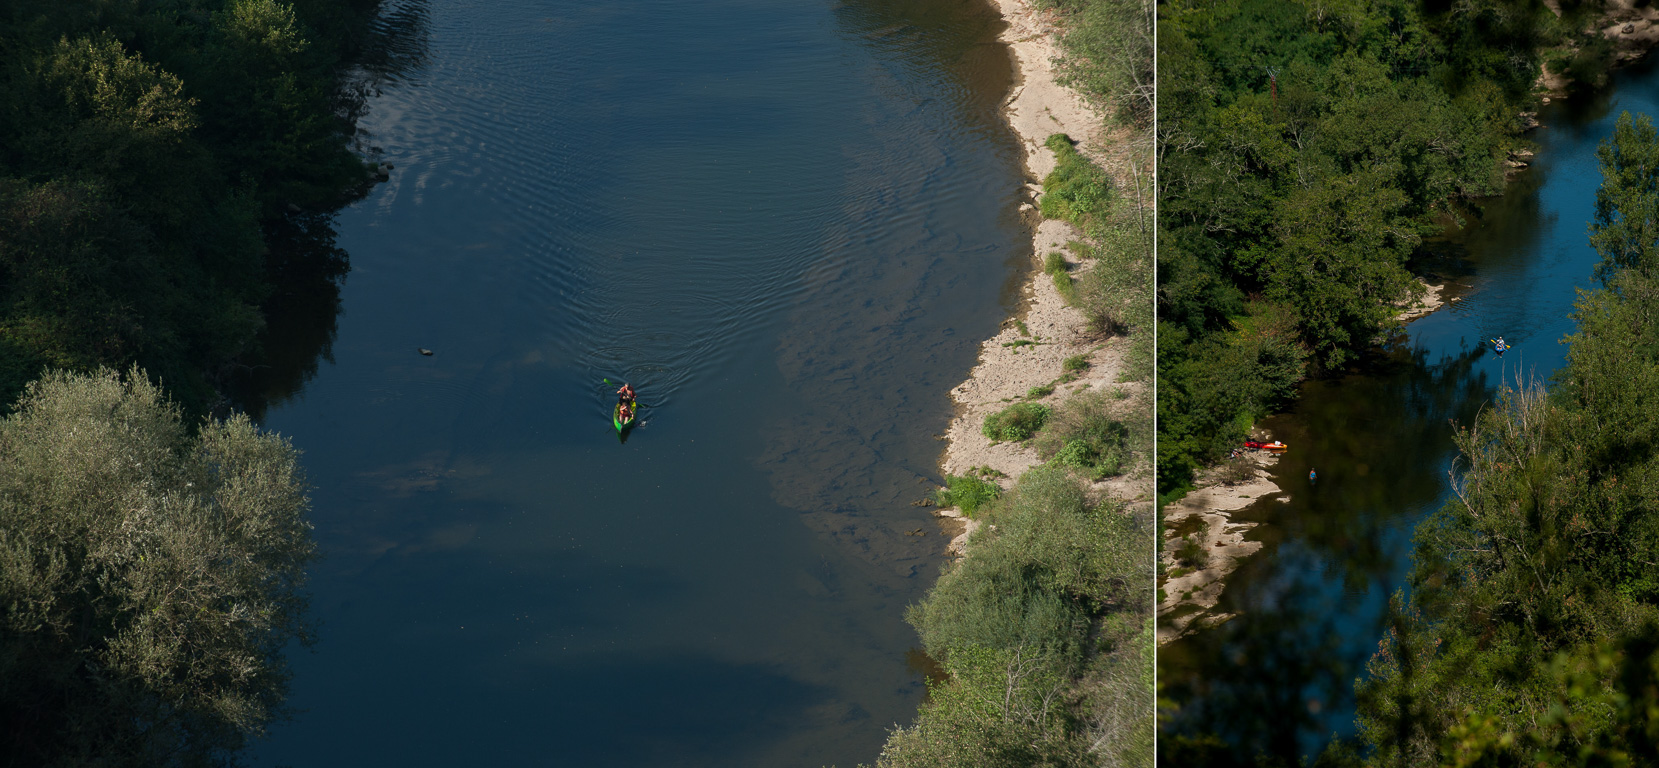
top-left (0, 368), bottom-right (315, 767)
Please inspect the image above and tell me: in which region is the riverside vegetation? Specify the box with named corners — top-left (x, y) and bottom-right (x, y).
top-left (1157, 0), bottom-right (1659, 763)
top-left (0, 1), bottom-right (389, 764)
top-left (1154, 0), bottom-right (1630, 503)
top-left (1332, 112), bottom-right (1659, 768)
top-left (0, 0), bottom-right (386, 413)
top-left (872, 1), bottom-right (1155, 765)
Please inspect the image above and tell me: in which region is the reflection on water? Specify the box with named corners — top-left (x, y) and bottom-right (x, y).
top-left (244, 0), bottom-right (1027, 765)
top-left (223, 1), bottom-right (434, 419)
top-left (1162, 345), bottom-right (1490, 761)
top-left (1160, 54), bottom-right (1659, 764)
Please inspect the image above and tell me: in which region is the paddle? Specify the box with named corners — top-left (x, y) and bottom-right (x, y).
top-left (603, 378), bottom-right (650, 409)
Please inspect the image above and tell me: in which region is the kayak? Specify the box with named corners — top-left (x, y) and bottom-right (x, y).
top-left (613, 402), bottom-right (636, 433)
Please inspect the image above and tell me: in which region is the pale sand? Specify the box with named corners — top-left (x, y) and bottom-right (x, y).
top-left (930, 0), bottom-right (1150, 553)
top-left (1157, 446), bottom-right (1282, 644)
top-left (1397, 278), bottom-right (1445, 324)
top-left (1537, 1), bottom-right (1659, 97)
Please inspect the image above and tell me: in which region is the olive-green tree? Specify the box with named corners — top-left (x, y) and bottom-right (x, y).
top-left (0, 368), bottom-right (315, 767)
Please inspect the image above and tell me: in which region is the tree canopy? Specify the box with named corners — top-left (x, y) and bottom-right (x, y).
top-left (1351, 112), bottom-right (1659, 767)
top-left (1156, 0), bottom-right (1553, 498)
top-left (0, 0), bottom-right (382, 413)
top-left (0, 367), bottom-right (315, 767)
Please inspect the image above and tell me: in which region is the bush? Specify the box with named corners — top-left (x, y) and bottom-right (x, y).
top-left (1034, 390), bottom-right (1147, 479)
top-left (1040, 134), bottom-right (1114, 227)
top-left (1063, 354), bottom-right (1090, 372)
top-left (0, 367), bottom-right (316, 766)
top-left (1077, 218), bottom-right (1152, 337)
top-left (1218, 454), bottom-right (1258, 485)
top-left (1046, 250), bottom-right (1077, 304)
top-left (910, 468), bottom-right (1149, 664)
top-left (1173, 536), bottom-right (1210, 570)
top-left (983, 402), bottom-right (1051, 442)
top-left (896, 468), bottom-right (1154, 766)
top-left (934, 474), bottom-right (1002, 518)
top-left (877, 645), bottom-right (1084, 767)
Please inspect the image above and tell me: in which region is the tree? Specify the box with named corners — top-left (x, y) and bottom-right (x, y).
top-left (1590, 112), bottom-right (1659, 284)
top-left (0, 367), bottom-right (315, 767)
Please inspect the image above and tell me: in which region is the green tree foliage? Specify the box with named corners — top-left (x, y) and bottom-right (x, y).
top-left (1351, 111), bottom-right (1659, 766)
top-left (1156, 0), bottom-right (1544, 496)
top-left (1040, 0), bottom-right (1154, 128)
top-left (882, 469), bottom-right (1155, 767)
top-left (0, 0), bottom-right (382, 413)
top-left (0, 368), bottom-right (315, 767)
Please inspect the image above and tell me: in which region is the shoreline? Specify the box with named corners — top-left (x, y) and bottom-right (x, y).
top-left (1156, 450), bottom-right (1280, 643)
top-left (930, 0), bottom-right (1147, 552)
top-left (1156, 280), bottom-right (1447, 644)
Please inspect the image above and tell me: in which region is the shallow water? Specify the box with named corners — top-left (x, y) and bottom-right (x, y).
top-left (244, 0), bottom-right (1027, 765)
top-left (1159, 58), bottom-right (1659, 762)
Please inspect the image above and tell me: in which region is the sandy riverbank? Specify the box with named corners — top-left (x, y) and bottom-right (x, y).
top-left (1156, 274), bottom-right (1451, 644)
top-left (930, 0), bottom-right (1148, 554)
top-left (1156, 450), bottom-right (1280, 644)
top-left (1537, 0), bottom-right (1659, 97)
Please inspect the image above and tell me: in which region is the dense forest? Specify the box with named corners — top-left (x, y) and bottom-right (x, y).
top-left (0, 0), bottom-right (388, 414)
top-left (0, 1), bottom-right (391, 765)
top-left (1153, 0), bottom-right (1609, 500)
top-left (873, 0), bottom-right (1156, 764)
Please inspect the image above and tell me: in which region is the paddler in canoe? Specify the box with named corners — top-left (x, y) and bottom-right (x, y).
top-left (613, 383), bottom-right (638, 433)
top-left (1492, 337), bottom-right (1509, 356)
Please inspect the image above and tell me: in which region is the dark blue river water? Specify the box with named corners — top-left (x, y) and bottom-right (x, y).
top-left (244, 0), bottom-right (1027, 765)
top-left (1160, 58), bottom-right (1659, 762)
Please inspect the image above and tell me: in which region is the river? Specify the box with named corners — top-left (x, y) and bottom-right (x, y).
top-left (1159, 58), bottom-right (1659, 763)
top-left (242, 0), bottom-right (1028, 765)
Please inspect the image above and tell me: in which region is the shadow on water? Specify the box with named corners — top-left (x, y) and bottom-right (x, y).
top-left (1162, 344), bottom-right (1491, 764)
top-left (221, 1), bottom-right (433, 419)
top-left (758, 0), bottom-right (1024, 577)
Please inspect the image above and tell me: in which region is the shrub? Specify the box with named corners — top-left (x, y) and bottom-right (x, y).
top-left (1040, 134), bottom-right (1114, 227)
top-left (983, 402), bottom-right (1051, 442)
top-left (1174, 536), bottom-right (1210, 570)
top-left (1063, 354), bottom-right (1090, 372)
top-left (909, 468), bottom-right (1150, 665)
top-left (1218, 454), bottom-right (1257, 485)
top-left (1034, 390), bottom-right (1147, 479)
top-left (1077, 219), bottom-right (1152, 337)
top-left (1045, 251), bottom-right (1068, 273)
top-left (934, 474), bottom-right (1002, 517)
top-left (0, 367), bottom-right (316, 765)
